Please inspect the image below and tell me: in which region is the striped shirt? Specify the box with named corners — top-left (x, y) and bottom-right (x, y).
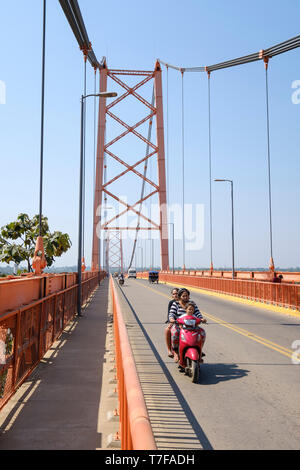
top-left (169, 300), bottom-right (202, 322)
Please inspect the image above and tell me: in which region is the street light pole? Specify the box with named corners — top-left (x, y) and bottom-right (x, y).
top-left (214, 179), bottom-right (235, 280)
top-left (138, 246), bottom-right (144, 272)
top-left (230, 180), bottom-right (235, 280)
top-left (264, 60), bottom-right (274, 272)
top-left (77, 91), bottom-right (117, 317)
top-left (77, 95), bottom-right (85, 316)
top-left (39, 0), bottom-right (46, 237)
top-left (145, 238), bottom-right (151, 270)
top-left (32, 0), bottom-right (48, 276)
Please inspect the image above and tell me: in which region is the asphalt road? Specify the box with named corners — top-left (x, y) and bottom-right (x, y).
top-left (118, 278), bottom-right (300, 450)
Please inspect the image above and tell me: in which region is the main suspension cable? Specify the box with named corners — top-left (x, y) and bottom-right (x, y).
top-left (159, 35), bottom-right (300, 75)
top-left (59, 0), bottom-right (101, 68)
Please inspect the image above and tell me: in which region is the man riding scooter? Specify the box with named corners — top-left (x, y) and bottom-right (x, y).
top-left (118, 272), bottom-right (124, 285)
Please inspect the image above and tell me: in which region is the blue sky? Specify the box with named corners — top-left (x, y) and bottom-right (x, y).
top-left (0, 0), bottom-right (299, 270)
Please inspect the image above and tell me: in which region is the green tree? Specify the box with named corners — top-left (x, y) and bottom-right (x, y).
top-left (0, 213), bottom-right (72, 272)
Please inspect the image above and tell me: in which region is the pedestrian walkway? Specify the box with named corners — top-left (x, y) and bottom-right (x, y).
top-left (0, 279), bottom-right (119, 450)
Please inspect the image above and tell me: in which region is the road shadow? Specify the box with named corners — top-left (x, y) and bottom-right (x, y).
top-left (199, 362), bottom-right (249, 385)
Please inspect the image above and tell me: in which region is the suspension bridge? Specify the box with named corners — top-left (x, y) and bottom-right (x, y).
top-left (0, 0), bottom-right (300, 451)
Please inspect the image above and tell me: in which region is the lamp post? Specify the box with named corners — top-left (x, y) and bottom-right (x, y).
top-left (32, 0), bottom-right (47, 276)
top-left (145, 238), bottom-right (151, 270)
top-left (39, 0), bottom-right (46, 237)
top-left (214, 179), bottom-right (235, 280)
top-left (138, 246), bottom-right (144, 272)
top-left (77, 91), bottom-right (117, 317)
top-left (101, 206), bottom-right (114, 276)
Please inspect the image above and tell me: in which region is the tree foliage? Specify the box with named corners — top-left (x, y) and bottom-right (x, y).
top-left (0, 213), bottom-right (72, 272)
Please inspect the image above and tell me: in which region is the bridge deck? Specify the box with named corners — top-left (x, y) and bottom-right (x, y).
top-left (0, 278), bottom-right (300, 450)
top-left (119, 279), bottom-right (300, 450)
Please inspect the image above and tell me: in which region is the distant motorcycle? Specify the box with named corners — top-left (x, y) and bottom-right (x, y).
top-left (118, 277), bottom-right (124, 286)
top-left (172, 314), bottom-right (206, 383)
top-left (148, 271), bottom-right (159, 284)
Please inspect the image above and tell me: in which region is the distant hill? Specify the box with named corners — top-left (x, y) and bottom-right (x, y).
top-left (0, 266), bottom-right (14, 275)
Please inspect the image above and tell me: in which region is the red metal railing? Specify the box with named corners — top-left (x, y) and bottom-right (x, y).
top-left (110, 276), bottom-right (156, 450)
top-left (138, 272), bottom-right (300, 311)
top-left (0, 271), bottom-right (106, 410)
top-left (159, 269), bottom-right (300, 283)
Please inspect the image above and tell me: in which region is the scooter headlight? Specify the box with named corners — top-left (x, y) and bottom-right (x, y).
top-left (183, 319), bottom-right (196, 328)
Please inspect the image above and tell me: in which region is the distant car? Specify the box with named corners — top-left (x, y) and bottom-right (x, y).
top-left (128, 268), bottom-right (137, 279)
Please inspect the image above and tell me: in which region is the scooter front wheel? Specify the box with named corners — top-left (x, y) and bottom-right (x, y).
top-left (191, 360), bottom-right (200, 384)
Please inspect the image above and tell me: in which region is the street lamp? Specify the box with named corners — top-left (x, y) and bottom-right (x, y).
top-left (77, 91), bottom-right (117, 316)
top-left (144, 238), bottom-right (152, 270)
top-left (102, 206), bottom-right (114, 276)
top-left (138, 246), bottom-right (144, 272)
top-left (214, 179), bottom-right (235, 280)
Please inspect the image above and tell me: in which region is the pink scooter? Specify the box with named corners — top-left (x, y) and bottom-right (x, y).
top-left (176, 314), bottom-right (206, 383)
